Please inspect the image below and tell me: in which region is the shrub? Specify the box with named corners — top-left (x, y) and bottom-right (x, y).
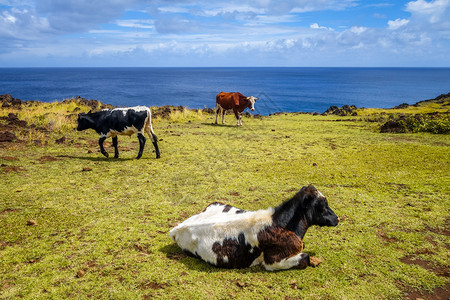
top-left (380, 113), bottom-right (450, 134)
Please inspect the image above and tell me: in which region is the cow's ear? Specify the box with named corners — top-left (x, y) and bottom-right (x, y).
top-left (297, 185), bottom-right (317, 205)
top-left (296, 186), bottom-right (308, 201)
top-left (304, 185), bottom-right (317, 195)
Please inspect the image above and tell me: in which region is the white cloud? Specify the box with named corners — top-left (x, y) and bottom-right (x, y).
top-left (388, 18), bottom-right (409, 30)
top-left (349, 26), bottom-right (367, 34)
top-left (0, 7), bottom-right (53, 45)
top-left (310, 23), bottom-right (333, 30)
top-left (116, 19), bottom-right (154, 29)
top-left (406, 0), bottom-right (450, 23)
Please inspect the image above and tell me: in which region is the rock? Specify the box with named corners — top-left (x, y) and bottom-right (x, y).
top-left (62, 97), bottom-right (113, 110)
top-left (323, 105), bottom-right (358, 116)
top-left (0, 94), bottom-right (22, 108)
top-left (55, 136), bottom-right (66, 144)
top-left (393, 103), bottom-right (409, 109)
top-left (0, 131), bottom-right (16, 142)
top-left (76, 270), bottom-right (86, 278)
top-left (3, 113), bottom-right (27, 128)
top-left (27, 219), bottom-right (38, 226)
top-left (309, 256), bottom-right (322, 267)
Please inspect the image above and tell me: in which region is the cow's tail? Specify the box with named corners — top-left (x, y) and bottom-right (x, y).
top-left (145, 107), bottom-right (161, 158)
top-left (215, 94), bottom-right (223, 124)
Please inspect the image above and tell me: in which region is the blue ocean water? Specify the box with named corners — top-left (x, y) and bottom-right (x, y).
top-left (0, 67), bottom-right (449, 115)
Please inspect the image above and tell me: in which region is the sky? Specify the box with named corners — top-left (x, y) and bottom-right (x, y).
top-left (0, 0), bottom-right (449, 67)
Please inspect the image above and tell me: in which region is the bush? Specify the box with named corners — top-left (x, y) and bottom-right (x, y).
top-left (380, 113), bottom-right (450, 134)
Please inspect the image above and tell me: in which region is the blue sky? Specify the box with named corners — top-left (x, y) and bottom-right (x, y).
top-left (0, 0), bottom-right (449, 67)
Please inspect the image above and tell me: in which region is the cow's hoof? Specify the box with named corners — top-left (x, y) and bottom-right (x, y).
top-left (114, 155), bottom-right (119, 159)
top-left (102, 152), bottom-right (109, 158)
top-left (296, 253), bottom-right (310, 270)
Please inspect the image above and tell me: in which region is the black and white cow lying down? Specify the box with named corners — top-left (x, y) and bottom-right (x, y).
top-left (170, 185), bottom-right (339, 271)
top-left (77, 106), bottom-right (160, 159)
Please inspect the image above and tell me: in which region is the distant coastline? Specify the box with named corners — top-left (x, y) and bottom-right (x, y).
top-left (1, 67), bottom-right (449, 115)
top-left (2, 92), bottom-right (449, 116)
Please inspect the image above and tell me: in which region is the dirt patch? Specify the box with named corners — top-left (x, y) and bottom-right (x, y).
top-left (425, 219), bottom-right (450, 237)
top-left (400, 255), bottom-right (449, 278)
top-left (166, 252), bottom-right (186, 261)
top-left (400, 248), bottom-right (449, 300)
top-left (38, 156), bottom-right (59, 163)
top-left (0, 208), bottom-right (21, 215)
top-left (377, 229), bottom-right (399, 243)
top-left (1, 156), bottom-right (18, 161)
top-left (1, 164), bottom-right (25, 173)
top-left (139, 280), bottom-right (169, 290)
top-left (403, 283), bottom-right (450, 300)
top-left (133, 243), bottom-right (152, 254)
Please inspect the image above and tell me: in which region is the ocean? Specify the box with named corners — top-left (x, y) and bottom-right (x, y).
top-left (1, 67), bottom-right (449, 115)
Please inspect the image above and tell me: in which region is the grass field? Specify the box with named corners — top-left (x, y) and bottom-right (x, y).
top-left (1, 98), bottom-right (449, 299)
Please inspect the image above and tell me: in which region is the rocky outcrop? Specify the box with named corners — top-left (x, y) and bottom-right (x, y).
top-left (62, 96), bottom-right (114, 110)
top-left (323, 105), bottom-right (358, 116)
top-left (1, 94), bottom-right (22, 108)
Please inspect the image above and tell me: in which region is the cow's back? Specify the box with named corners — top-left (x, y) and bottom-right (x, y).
top-left (216, 92), bottom-right (245, 110)
top-left (170, 203), bottom-right (274, 267)
top-left (101, 106), bottom-right (150, 136)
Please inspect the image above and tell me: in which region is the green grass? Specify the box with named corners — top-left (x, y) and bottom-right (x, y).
top-left (1, 101), bottom-right (449, 299)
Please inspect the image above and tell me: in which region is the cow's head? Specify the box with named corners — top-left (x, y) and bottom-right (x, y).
top-left (299, 185), bottom-right (339, 227)
top-left (246, 96), bottom-right (258, 111)
top-left (76, 113), bottom-right (91, 131)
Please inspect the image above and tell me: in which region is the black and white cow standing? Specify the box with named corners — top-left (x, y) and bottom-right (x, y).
top-left (170, 185), bottom-right (339, 271)
top-left (77, 106), bottom-right (160, 159)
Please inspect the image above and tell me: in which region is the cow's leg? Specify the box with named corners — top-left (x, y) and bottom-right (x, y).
top-left (148, 132), bottom-right (160, 159)
top-left (136, 133), bottom-right (146, 159)
top-left (145, 125), bottom-right (161, 159)
top-left (151, 134), bottom-right (160, 159)
top-left (99, 136), bottom-right (109, 158)
top-left (262, 253), bottom-right (310, 271)
top-left (233, 109), bottom-right (241, 126)
top-left (112, 136), bottom-right (119, 158)
top-left (222, 109), bottom-right (225, 124)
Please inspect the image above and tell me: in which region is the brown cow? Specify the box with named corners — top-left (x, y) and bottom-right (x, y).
top-left (215, 92), bottom-right (258, 126)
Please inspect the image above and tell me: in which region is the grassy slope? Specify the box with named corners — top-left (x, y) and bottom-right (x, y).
top-left (0, 101), bottom-right (449, 299)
